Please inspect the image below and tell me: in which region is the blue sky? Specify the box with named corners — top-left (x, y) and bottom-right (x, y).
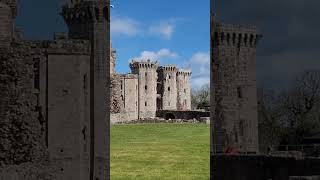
top-left (14, 0), bottom-right (209, 89)
top-left (111, 0), bottom-right (210, 89)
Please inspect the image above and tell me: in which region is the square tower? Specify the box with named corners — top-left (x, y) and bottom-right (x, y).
top-left (211, 23), bottom-right (262, 154)
top-left (130, 60), bottom-right (158, 119)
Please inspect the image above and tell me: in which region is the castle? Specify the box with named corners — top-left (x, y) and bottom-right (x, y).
top-left (110, 45), bottom-right (192, 123)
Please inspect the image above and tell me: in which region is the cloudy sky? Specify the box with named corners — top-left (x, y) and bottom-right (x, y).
top-left (215, 0), bottom-right (320, 90)
top-left (14, 0), bottom-right (320, 90)
top-left (110, 0), bottom-right (210, 89)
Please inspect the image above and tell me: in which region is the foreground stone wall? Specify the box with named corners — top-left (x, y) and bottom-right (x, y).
top-left (211, 155), bottom-right (320, 180)
top-left (0, 43), bottom-right (45, 165)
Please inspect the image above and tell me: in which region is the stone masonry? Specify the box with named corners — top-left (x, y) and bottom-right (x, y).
top-left (211, 22), bottom-right (262, 154)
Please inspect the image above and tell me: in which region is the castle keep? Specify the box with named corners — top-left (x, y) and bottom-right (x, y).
top-left (110, 47), bottom-right (192, 123)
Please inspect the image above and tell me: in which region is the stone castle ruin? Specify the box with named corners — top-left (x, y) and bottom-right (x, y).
top-left (0, 0), bottom-right (110, 179)
top-left (110, 45), bottom-right (193, 123)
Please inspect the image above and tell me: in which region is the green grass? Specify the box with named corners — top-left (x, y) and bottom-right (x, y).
top-left (110, 123), bottom-right (210, 180)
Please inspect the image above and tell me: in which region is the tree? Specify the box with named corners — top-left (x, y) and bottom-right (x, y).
top-left (279, 70), bottom-right (320, 145)
top-left (191, 84), bottom-right (210, 110)
top-left (258, 70), bottom-right (320, 151)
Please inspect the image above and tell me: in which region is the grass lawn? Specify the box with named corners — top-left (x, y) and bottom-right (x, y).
top-left (110, 123), bottom-right (210, 180)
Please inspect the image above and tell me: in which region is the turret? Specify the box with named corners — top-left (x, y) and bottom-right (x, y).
top-left (176, 69), bottom-right (192, 111)
top-left (130, 59), bottom-right (158, 119)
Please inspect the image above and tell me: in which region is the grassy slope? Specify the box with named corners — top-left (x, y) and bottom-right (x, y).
top-left (110, 123), bottom-right (210, 180)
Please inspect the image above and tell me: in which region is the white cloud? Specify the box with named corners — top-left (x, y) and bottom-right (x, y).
top-left (130, 48), bottom-right (178, 62)
top-left (111, 16), bottom-right (141, 37)
top-left (148, 22), bottom-right (175, 39)
top-left (186, 52), bottom-right (210, 89)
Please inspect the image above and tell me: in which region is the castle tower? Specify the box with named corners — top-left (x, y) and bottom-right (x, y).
top-left (0, 0), bottom-right (17, 48)
top-left (61, 0), bottom-right (110, 180)
top-left (157, 65), bottom-right (178, 110)
top-left (176, 69), bottom-right (192, 111)
top-left (130, 60), bottom-right (158, 119)
top-left (212, 23), bottom-right (262, 153)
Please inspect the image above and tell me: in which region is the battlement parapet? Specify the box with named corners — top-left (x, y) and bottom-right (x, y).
top-left (214, 23), bottom-right (262, 47)
top-left (177, 69), bottom-right (192, 76)
top-left (118, 73), bottom-right (138, 79)
top-left (129, 59), bottom-right (159, 69)
top-left (158, 65), bottom-right (178, 72)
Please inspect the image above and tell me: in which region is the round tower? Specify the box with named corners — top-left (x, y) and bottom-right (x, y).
top-left (157, 65), bottom-right (178, 110)
top-left (176, 69), bottom-right (192, 111)
top-left (0, 0), bottom-right (17, 48)
top-left (130, 59), bottom-right (158, 119)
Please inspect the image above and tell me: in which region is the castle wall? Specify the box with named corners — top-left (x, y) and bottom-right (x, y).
top-left (157, 66), bottom-right (178, 110)
top-left (130, 60), bottom-right (158, 119)
top-left (212, 23), bottom-right (261, 153)
top-left (177, 70), bottom-right (192, 111)
top-left (120, 74), bottom-right (139, 121)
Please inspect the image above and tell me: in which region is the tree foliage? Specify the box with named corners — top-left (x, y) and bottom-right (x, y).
top-left (258, 70), bottom-right (320, 151)
top-left (191, 84), bottom-right (210, 110)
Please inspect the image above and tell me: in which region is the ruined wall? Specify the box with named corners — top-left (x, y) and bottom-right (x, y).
top-left (212, 23), bottom-right (262, 153)
top-left (177, 70), bottom-right (192, 111)
top-left (119, 74), bottom-right (138, 121)
top-left (157, 66), bottom-right (178, 110)
top-left (0, 43), bottom-right (45, 166)
top-left (130, 60), bottom-right (158, 119)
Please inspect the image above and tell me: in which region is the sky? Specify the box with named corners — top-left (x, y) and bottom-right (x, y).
top-left (110, 0), bottom-right (210, 89)
top-left (13, 0), bottom-right (320, 91)
top-left (215, 0), bottom-right (320, 90)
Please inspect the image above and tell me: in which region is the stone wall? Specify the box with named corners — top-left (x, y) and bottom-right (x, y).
top-left (211, 155), bottom-right (320, 180)
top-left (0, 43), bottom-right (45, 165)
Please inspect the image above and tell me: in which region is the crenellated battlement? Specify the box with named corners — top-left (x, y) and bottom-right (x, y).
top-left (61, 1), bottom-right (98, 24)
top-left (0, 0), bottom-right (16, 16)
top-left (129, 59), bottom-right (159, 69)
top-left (177, 69), bottom-right (192, 76)
top-left (158, 65), bottom-right (177, 72)
top-left (214, 23), bottom-right (262, 47)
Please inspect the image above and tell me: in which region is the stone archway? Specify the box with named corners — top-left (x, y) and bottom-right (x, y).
top-left (165, 113), bottom-right (175, 120)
